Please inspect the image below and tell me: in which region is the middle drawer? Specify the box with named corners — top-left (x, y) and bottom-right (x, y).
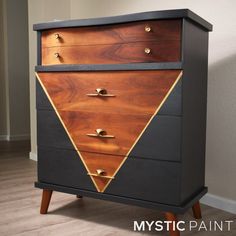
top-left (37, 110), bottom-right (181, 162)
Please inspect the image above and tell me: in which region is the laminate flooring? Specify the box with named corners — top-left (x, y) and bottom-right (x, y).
top-left (0, 141), bottom-right (235, 236)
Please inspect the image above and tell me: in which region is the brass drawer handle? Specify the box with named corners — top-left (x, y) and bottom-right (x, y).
top-left (144, 48), bottom-right (151, 54)
top-left (87, 129), bottom-right (115, 138)
top-left (87, 172), bottom-right (114, 179)
top-left (96, 169), bottom-right (105, 176)
top-left (145, 25), bottom-right (152, 32)
top-left (54, 52), bottom-right (60, 58)
top-left (54, 33), bottom-right (60, 39)
top-left (86, 88), bottom-right (115, 97)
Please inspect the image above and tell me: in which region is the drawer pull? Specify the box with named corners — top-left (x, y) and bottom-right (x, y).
top-left (54, 52), bottom-right (60, 58)
top-left (87, 172), bottom-right (114, 179)
top-left (86, 88), bottom-right (115, 97)
top-left (96, 169), bottom-right (105, 176)
top-left (144, 48), bottom-right (151, 54)
top-left (54, 33), bottom-right (60, 39)
top-left (145, 26), bottom-right (152, 32)
top-left (86, 128), bottom-right (115, 138)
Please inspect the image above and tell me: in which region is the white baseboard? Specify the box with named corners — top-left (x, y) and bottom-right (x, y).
top-left (0, 134), bottom-right (30, 141)
top-left (0, 135), bottom-right (8, 141)
top-left (29, 152), bottom-right (37, 161)
top-left (8, 134), bottom-right (30, 141)
top-left (201, 193), bottom-right (236, 214)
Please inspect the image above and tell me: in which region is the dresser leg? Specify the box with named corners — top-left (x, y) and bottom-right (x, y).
top-left (192, 201), bottom-right (202, 219)
top-left (164, 212), bottom-right (180, 236)
top-left (76, 195), bottom-right (83, 199)
top-left (40, 189), bottom-right (53, 214)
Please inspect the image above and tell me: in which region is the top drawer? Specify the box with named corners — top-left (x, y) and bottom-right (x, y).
top-left (42, 20), bottom-right (181, 47)
top-left (41, 20), bottom-right (181, 65)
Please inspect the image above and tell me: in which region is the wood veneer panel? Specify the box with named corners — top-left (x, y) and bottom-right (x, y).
top-left (42, 20), bottom-right (181, 47)
top-left (60, 111), bottom-right (151, 155)
top-left (37, 70), bottom-right (181, 115)
top-left (42, 40), bottom-right (180, 65)
top-left (80, 152), bottom-right (125, 192)
top-left (36, 70), bottom-right (182, 192)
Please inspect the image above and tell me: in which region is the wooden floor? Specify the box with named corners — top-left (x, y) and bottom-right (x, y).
top-left (0, 141), bottom-right (235, 236)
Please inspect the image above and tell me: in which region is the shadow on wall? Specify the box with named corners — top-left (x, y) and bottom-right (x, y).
top-left (206, 54), bottom-right (236, 198)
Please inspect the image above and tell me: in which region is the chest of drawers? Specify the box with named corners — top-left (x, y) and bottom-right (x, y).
top-left (34, 9), bottom-right (212, 236)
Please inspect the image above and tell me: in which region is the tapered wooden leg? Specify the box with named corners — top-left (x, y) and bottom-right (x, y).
top-left (76, 195), bottom-right (83, 199)
top-left (192, 201), bottom-right (202, 219)
top-left (40, 189), bottom-right (53, 214)
top-left (164, 212), bottom-right (180, 236)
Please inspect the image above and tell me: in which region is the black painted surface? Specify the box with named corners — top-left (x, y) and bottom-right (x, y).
top-left (159, 78), bottom-right (182, 115)
top-left (180, 19), bottom-right (209, 203)
top-left (36, 80), bottom-right (52, 110)
top-left (37, 110), bottom-right (74, 150)
top-left (105, 158), bottom-right (181, 205)
top-left (130, 115), bottom-right (181, 161)
top-left (35, 182), bottom-right (207, 214)
top-left (35, 62), bottom-right (182, 72)
top-left (38, 147), bottom-right (96, 191)
top-left (33, 9), bottom-right (212, 31)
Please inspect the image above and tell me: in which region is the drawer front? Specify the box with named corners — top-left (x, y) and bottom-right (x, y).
top-left (105, 158), bottom-right (181, 205)
top-left (38, 147), bottom-right (96, 191)
top-left (42, 41), bottom-right (180, 65)
top-left (37, 110), bottom-right (181, 161)
top-left (37, 70), bottom-right (182, 115)
top-left (42, 20), bottom-right (181, 47)
top-left (38, 147), bottom-right (181, 204)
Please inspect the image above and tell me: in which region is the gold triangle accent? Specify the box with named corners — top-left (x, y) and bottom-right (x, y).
top-left (36, 72), bottom-right (100, 192)
top-left (36, 70), bottom-right (182, 193)
top-left (101, 70), bottom-right (183, 191)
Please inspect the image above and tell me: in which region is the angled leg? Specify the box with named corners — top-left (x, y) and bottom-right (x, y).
top-left (40, 189), bottom-right (53, 214)
top-left (164, 212), bottom-right (180, 236)
top-left (192, 201), bottom-right (202, 219)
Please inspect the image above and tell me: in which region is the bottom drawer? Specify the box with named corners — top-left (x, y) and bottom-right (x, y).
top-left (38, 147), bottom-right (182, 205)
top-left (38, 147), bottom-right (96, 191)
top-left (105, 157), bottom-right (181, 205)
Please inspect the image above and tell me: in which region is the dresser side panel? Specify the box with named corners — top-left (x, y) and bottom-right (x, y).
top-left (181, 19), bottom-right (209, 203)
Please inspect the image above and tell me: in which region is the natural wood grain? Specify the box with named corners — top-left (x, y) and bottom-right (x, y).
top-left (164, 212), bottom-right (180, 236)
top-left (40, 189), bottom-right (53, 214)
top-left (192, 201), bottom-right (202, 219)
top-left (42, 20), bottom-right (181, 47)
top-left (60, 110), bottom-right (151, 155)
top-left (0, 142), bottom-right (235, 236)
top-left (80, 152), bottom-right (125, 191)
top-left (42, 40), bottom-right (180, 65)
top-left (37, 70), bottom-right (181, 115)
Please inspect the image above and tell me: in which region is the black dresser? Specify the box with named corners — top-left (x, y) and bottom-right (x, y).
top-left (34, 9), bottom-right (212, 236)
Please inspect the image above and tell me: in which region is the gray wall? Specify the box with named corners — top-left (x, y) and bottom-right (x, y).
top-left (28, 0), bottom-right (236, 204)
top-left (0, 0), bottom-right (30, 141)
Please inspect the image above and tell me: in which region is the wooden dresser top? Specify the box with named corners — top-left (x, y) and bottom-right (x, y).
top-left (33, 9), bottom-right (212, 31)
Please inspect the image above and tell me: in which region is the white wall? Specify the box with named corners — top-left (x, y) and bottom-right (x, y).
top-left (28, 0), bottom-right (70, 160)
top-left (28, 0), bottom-right (236, 205)
top-left (0, 0), bottom-right (30, 141)
top-left (0, 0), bottom-right (7, 139)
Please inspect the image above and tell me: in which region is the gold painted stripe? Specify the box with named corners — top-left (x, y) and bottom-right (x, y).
top-left (35, 72), bottom-right (101, 192)
top-left (101, 70), bottom-right (183, 192)
top-left (36, 71), bottom-right (182, 193)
